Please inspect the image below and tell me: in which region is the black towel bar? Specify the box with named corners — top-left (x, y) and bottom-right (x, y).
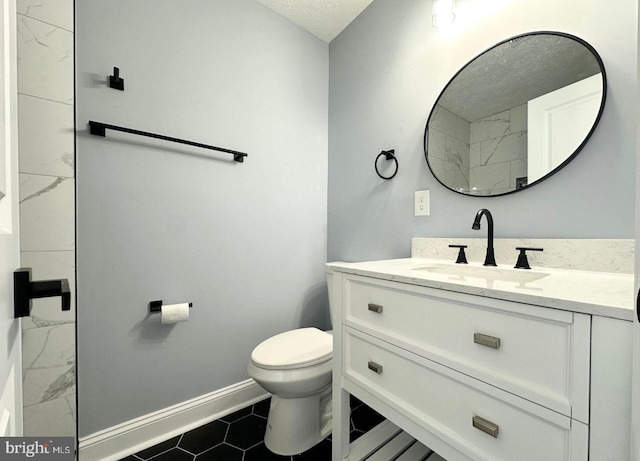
top-left (88, 120), bottom-right (248, 162)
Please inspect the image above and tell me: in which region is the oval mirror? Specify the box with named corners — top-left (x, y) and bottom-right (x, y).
top-left (424, 31), bottom-right (606, 196)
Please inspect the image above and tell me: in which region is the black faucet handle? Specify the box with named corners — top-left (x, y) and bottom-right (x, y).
top-left (514, 247), bottom-right (544, 269)
top-left (448, 244), bottom-right (468, 264)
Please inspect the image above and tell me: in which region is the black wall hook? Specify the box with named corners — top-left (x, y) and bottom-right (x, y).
top-left (375, 149), bottom-right (398, 180)
top-left (109, 66), bottom-right (124, 91)
top-left (14, 268), bottom-right (70, 318)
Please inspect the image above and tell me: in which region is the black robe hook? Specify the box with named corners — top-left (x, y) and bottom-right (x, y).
top-left (109, 66), bottom-right (124, 91)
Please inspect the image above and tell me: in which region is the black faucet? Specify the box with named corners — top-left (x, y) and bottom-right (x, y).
top-left (472, 209), bottom-right (497, 266)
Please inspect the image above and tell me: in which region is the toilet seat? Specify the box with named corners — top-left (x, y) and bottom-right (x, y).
top-left (251, 327), bottom-right (332, 370)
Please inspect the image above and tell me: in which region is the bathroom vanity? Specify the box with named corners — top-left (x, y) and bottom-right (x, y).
top-left (329, 254), bottom-right (634, 461)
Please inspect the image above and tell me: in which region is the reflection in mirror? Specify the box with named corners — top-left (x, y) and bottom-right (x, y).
top-left (424, 32), bottom-right (606, 197)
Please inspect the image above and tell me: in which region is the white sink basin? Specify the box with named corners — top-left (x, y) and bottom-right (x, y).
top-left (412, 263), bottom-right (548, 283)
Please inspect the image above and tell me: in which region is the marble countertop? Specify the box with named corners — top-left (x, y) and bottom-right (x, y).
top-left (328, 258), bottom-right (635, 321)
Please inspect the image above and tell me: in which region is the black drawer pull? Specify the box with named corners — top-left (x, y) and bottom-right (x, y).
top-left (368, 303), bottom-right (383, 313)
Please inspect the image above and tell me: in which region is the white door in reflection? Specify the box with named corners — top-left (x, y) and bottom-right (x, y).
top-left (528, 74), bottom-right (602, 183)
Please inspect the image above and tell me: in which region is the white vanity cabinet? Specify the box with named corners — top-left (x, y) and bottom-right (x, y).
top-left (331, 269), bottom-right (632, 461)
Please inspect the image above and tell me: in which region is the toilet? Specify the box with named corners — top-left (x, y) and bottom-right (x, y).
top-left (247, 268), bottom-right (335, 456)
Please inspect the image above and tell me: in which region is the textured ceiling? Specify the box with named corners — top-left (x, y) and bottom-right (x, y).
top-left (255, 0), bottom-right (374, 43)
top-left (438, 35), bottom-right (602, 121)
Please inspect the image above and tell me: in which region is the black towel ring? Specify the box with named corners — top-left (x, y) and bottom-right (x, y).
top-left (375, 149), bottom-right (398, 180)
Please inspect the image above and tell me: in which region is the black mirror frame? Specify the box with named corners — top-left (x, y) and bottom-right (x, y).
top-left (423, 31), bottom-right (607, 197)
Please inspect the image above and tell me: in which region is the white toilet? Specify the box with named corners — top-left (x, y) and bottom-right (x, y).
top-left (247, 268), bottom-right (335, 456)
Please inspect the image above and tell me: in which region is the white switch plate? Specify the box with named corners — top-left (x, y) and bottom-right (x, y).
top-left (415, 190), bottom-right (430, 216)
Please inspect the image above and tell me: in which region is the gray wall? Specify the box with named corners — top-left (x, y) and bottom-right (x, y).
top-left (76, 0), bottom-right (328, 437)
top-left (328, 0), bottom-right (637, 262)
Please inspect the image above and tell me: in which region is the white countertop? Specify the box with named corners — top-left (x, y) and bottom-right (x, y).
top-left (328, 258), bottom-right (635, 321)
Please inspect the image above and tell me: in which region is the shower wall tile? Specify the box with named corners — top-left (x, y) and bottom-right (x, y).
top-left (510, 158), bottom-right (527, 187)
top-left (17, 15), bottom-right (73, 104)
top-left (428, 105), bottom-right (471, 191)
top-left (468, 103), bottom-right (529, 193)
top-left (18, 0), bottom-right (74, 31)
top-left (469, 161), bottom-right (510, 194)
top-left (24, 394), bottom-right (76, 437)
top-left (510, 104), bottom-right (527, 133)
top-left (470, 109), bottom-right (510, 144)
top-left (470, 131), bottom-right (527, 168)
top-left (22, 323), bottom-right (75, 407)
top-left (17, 0), bottom-right (75, 441)
top-left (19, 174), bottom-right (75, 251)
top-left (430, 105), bottom-right (457, 139)
top-left (430, 105), bottom-right (470, 142)
top-left (427, 128), bottom-right (446, 160)
top-left (18, 94), bottom-right (74, 178)
top-left (20, 251), bottom-right (75, 328)
top-left (455, 116), bottom-right (471, 143)
top-left (445, 136), bottom-right (470, 169)
top-left (428, 156), bottom-right (469, 190)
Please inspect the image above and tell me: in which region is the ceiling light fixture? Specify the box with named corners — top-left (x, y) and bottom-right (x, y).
top-left (432, 0), bottom-right (455, 28)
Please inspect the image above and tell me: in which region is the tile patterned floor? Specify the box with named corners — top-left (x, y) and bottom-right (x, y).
top-left (120, 396), bottom-right (384, 461)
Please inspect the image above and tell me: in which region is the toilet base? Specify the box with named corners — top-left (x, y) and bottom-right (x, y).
top-left (264, 385), bottom-right (332, 456)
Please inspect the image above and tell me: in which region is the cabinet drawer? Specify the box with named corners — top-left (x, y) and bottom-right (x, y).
top-left (344, 275), bottom-right (590, 421)
top-left (345, 328), bottom-right (588, 461)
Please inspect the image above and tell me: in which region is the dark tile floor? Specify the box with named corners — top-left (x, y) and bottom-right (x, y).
top-left (120, 396), bottom-right (384, 461)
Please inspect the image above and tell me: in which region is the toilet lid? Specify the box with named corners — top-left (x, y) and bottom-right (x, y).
top-left (251, 327), bottom-right (332, 370)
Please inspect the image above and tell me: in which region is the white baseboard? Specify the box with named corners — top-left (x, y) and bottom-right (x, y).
top-left (78, 379), bottom-right (268, 461)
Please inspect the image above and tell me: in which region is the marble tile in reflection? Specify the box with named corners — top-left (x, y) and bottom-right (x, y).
top-left (427, 128), bottom-right (446, 160)
top-left (470, 110), bottom-right (510, 144)
top-left (469, 161), bottom-right (510, 193)
top-left (445, 136), bottom-right (470, 169)
top-left (431, 105), bottom-right (457, 139)
top-left (510, 103), bottom-right (527, 134)
top-left (510, 158), bottom-right (527, 188)
top-left (472, 132), bottom-right (527, 167)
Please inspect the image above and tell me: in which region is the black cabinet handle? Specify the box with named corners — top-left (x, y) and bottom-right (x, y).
top-left (14, 268), bottom-right (71, 318)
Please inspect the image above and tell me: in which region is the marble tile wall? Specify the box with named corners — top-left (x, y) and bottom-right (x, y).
top-left (427, 105), bottom-right (470, 191)
top-left (16, 0), bottom-right (76, 437)
top-left (469, 104), bottom-right (528, 195)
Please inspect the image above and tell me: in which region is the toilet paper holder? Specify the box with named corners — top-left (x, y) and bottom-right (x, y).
top-left (149, 300), bottom-right (193, 313)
